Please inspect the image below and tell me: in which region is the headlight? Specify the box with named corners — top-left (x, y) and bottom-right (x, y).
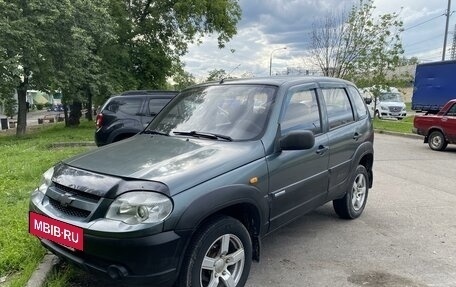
top-left (105, 192), bottom-right (173, 225)
top-left (380, 106), bottom-right (388, 110)
top-left (38, 167), bottom-right (54, 194)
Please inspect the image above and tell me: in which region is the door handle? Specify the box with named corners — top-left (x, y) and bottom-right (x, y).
top-left (353, 132), bottom-right (362, 140)
top-left (316, 145), bottom-right (329, 155)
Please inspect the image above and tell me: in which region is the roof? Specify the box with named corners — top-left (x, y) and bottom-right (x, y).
top-left (120, 90), bottom-right (179, 96)
top-left (188, 76), bottom-right (353, 89)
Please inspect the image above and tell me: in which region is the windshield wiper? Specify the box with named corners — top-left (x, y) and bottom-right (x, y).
top-left (173, 131), bottom-right (232, 141)
top-left (141, 130), bottom-right (169, 136)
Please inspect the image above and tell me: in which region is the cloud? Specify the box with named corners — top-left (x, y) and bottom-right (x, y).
top-left (182, 0), bottom-right (456, 80)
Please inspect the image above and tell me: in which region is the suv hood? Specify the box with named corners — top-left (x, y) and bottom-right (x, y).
top-left (63, 134), bottom-right (265, 195)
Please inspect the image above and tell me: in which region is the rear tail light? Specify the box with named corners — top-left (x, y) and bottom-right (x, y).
top-left (96, 113), bottom-right (103, 128)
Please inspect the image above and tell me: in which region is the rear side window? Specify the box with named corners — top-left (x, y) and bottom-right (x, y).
top-left (347, 86), bottom-right (368, 119)
top-left (321, 88), bottom-right (354, 129)
top-left (104, 98), bottom-right (143, 115)
top-left (148, 98), bottom-right (172, 116)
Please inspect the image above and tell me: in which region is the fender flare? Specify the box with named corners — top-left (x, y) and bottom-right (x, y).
top-left (173, 184), bottom-right (268, 235)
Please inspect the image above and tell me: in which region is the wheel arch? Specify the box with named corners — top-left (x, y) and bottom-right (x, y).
top-left (174, 186), bottom-right (267, 263)
top-left (424, 127), bottom-right (446, 143)
top-left (359, 152), bottom-right (374, 188)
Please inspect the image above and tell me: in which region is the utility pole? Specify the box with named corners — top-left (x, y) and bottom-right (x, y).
top-left (451, 24), bottom-right (456, 60)
top-left (442, 0), bottom-right (452, 61)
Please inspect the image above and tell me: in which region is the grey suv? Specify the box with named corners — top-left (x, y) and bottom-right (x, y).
top-left (95, 90), bottom-right (178, 146)
top-left (29, 77), bottom-right (374, 287)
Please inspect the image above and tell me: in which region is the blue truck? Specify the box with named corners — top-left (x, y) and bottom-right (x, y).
top-left (412, 60), bottom-right (456, 113)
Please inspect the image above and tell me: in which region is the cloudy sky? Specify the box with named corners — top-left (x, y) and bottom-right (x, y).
top-left (181, 0), bottom-right (455, 80)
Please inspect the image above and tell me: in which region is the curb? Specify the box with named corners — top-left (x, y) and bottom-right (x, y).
top-left (374, 129), bottom-right (422, 140)
top-left (49, 142), bottom-right (96, 148)
top-left (26, 253), bottom-right (60, 287)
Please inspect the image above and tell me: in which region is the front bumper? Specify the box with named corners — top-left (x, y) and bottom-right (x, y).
top-left (30, 200), bottom-right (190, 286)
top-left (379, 111), bottom-right (407, 118)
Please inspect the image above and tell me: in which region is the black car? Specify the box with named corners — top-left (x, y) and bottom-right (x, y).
top-left (95, 90), bottom-right (178, 146)
top-left (30, 77), bottom-right (373, 286)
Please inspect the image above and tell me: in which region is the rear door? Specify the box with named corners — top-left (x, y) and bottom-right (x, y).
top-left (319, 84), bottom-right (362, 196)
top-left (102, 96), bottom-right (144, 130)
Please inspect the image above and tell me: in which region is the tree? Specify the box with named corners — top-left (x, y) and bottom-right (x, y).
top-left (44, 0), bottom-right (115, 126)
top-left (104, 0), bottom-right (241, 91)
top-left (309, 0), bottom-right (404, 83)
top-left (172, 67), bottom-right (196, 90)
top-left (3, 97), bottom-right (16, 119)
top-left (1, 0), bottom-right (242, 132)
top-left (0, 1), bottom-right (110, 132)
top-left (206, 69), bottom-right (228, 81)
top-left (0, 1), bottom-right (54, 135)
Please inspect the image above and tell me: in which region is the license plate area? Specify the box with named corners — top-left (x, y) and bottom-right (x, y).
top-left (29, 212), bottom-right (84, 251)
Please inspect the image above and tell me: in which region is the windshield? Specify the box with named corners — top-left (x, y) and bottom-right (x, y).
top-left (379, 92), bottom-right (403, 102)
top-left (147, 85), bottom-right (277, 141)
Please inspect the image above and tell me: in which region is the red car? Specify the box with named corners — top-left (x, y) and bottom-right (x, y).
top-left (413, 99), bottom-right (456, 151)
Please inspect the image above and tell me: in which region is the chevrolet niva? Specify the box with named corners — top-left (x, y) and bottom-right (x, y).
top-left (30, 76), bottom-right (374, 287)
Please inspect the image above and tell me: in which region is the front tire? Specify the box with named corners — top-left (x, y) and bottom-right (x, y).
top-left (375, 110), bottom-right (382, 119)
top-left (333, 165), bottom-right (369, 219)
top-left (179, 216), bottom-right (252, 287)
top-left (428, 131), bottom-right (447, 151)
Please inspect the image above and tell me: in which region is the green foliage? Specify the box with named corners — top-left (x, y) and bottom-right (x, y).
top-left (309, 0), bottom-right (404, 87)
top-left (172, 67), bottom-right (196, 90)
top-left (104, 0), bottom-right (241, 91)
top-left (3, 96), bottom-right (17, 118)
top-left (0, 122), bottom-right (93, 285)
top-left (206, 69), bottom-right (228, 81)
top-left (0, 0), bottom-right (241, 133)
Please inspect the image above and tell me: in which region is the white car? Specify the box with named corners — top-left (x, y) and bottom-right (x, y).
top-left (360, 87), bottom-right (407, 120)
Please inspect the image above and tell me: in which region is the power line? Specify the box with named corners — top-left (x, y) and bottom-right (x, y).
top-left (405, 33), bottom-right (446, 49)
top-left (403, 13), bottom-right (446, 32)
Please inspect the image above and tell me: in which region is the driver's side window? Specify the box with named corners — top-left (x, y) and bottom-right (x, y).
top-left (446, 104), bottom-right (456, 116)
top-left (281, 88), bottom-right (321, 135)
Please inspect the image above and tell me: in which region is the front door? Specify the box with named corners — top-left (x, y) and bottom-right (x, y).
top-left (442, 103), bottom-right (456, 142)
top-left (267, 85), bottom-right (329, 232)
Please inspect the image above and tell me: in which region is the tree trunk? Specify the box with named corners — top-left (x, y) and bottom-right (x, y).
top-left (16, 77), bottom-right (28, 136)
top-left (63, 104), bottom-right (69, 127)
top-left (86, 89), bottom-right (93, 121)
top-left (68, 102), bottom-right (82, 127)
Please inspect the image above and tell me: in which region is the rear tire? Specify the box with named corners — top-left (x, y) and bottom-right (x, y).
top-left (333, 165), bottom-right (369, 219)
top-left (179, 216), bottom-right (252, 287)
top-left (428, 131), bottom-right (447, 151)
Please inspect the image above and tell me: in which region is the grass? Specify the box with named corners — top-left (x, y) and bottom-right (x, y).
top-left (0, 121), bottom-right (94, 286)
top-left (373, 116), bottom-right (414, 134)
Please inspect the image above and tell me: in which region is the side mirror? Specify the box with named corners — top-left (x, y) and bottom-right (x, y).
top-left (280, 130), bottom-right (315, 150)
top-left (364, 97), bottom-right (372, 105)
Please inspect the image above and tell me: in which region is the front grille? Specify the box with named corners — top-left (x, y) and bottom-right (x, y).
top-left (388, 106), bottom-right (402, 113)
top-left (49, 198), bottom-right (91, 218)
